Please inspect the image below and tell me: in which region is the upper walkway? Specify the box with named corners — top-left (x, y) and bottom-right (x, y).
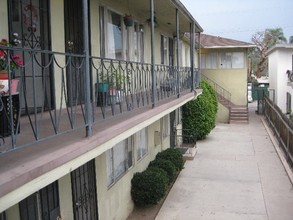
top-left (156, 101), bottom-right (293, 220)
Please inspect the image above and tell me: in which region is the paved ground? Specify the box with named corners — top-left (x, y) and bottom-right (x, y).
top-left (155, 102), bottom-right (293, 220)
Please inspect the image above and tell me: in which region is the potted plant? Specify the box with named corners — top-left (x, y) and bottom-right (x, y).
top-left (96, 72), bottom-right (109, 106)
top-left (123, 14), bottom-right (134, 27)
top-left (109, 70), bottom-right (126, 104)
top-left (0, 38), bottom-right (23, 94)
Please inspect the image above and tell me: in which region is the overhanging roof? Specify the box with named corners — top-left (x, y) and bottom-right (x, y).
top-left (110, 0), bottom-right (203, 34)
top-left (197, 34), bottom-right (255, 49)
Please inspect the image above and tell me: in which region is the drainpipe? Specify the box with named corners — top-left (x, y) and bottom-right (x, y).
top-left (190, 22), bottom-right (195, 92)
top-left (150, 0), bottom-right (156, 108)
top-left (176, 9), bottom-right (180, 98)
top-left (82, 0), bottom-right (92, 136)
top-left (197, 32), bottom-right (201, 86)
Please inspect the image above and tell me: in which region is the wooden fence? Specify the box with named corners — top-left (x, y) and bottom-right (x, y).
top-left (264, 96), bottom-right (293, 168)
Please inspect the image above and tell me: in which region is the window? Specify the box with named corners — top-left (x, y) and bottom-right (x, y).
top-left (107, 137), bottom-right (133, 187)
top-left (107, 10), bottom-right (123, 59)
top-left (162, 116), bottom-right (169, 138)
top-left (201, 53), bottom-right (217, 69)
top-left (100, 7), bottom-right (144, 62)
top-left (161, 35), bottom-right (169, 64)
top-left (134, 23), bottom-right (145, 62)
top-left (19, 181), bottom-right (60, 220)
top-left (99, 7), bottom-right (124, 59)
top-left (220, 52), bottom-right (244, 69)
top-left (137, 128), bottom-right (148, 160)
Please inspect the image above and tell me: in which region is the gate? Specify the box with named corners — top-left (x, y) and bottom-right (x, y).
top-left (71, 160), bottom-right (98, 220)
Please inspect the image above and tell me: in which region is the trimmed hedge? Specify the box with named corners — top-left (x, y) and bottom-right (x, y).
top-left (148, 158), bottom-right (176, 184)
top-left (182, 80), bottom-right (218, 140)
top-left (131, 167), bottom-right (168, 206)
top-left (131, 148), bottom-right (185, 207)
top-left (155, 148), bottom-right (184, 171)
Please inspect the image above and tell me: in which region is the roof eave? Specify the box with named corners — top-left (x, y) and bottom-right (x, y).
top-left (203, 45), bottom-right (256, 49)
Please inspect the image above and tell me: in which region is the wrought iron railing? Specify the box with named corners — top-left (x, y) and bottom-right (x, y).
top-left (201, 74), bottom-right (231, 107)
top-left (0, 46), bottom-right (197, 154)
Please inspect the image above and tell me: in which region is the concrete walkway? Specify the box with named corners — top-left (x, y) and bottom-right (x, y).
top-left (156, 102), bottom-right (293, 220)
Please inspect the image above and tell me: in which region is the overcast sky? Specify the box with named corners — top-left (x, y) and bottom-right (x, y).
top-left (180, 0), bottom-right (293, 43)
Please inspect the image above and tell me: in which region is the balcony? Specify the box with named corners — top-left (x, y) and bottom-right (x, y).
top-left (0, 46), bottom-right (198, 154)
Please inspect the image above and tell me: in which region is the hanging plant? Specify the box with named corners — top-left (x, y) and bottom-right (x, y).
top-left (123, 14), bottom-right (134, 27)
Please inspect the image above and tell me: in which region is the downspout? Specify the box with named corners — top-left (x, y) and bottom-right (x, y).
top-left (176, 9), bottom-right (180, 98)
top-left (150, 0), bottom-right (156, 108)
top-left (82, 0), bottom-right (92, 136)
top-left (197, 32), bottom-right (201, 86)
top-left (190, 22), bottom-right (195, 92)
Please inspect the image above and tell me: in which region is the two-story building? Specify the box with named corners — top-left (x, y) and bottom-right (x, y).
top-left (198, 34), bottom-right (255, 123)
top-left (0, 0), bottom-right (203, 219)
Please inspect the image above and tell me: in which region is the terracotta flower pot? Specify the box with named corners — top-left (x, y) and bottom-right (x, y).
top-left (124, 15), bottom-right (134, 27)
top-left (0, 70), bottom-right (9, 79)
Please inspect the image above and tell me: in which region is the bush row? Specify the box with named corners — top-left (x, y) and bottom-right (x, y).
top-left (131, 148), bottom-right (184, 206)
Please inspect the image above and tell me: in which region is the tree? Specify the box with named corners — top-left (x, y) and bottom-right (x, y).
top-left (250, 28), bottom-right (287, 78)
top-left (289, 36), bottom-right (293, 44)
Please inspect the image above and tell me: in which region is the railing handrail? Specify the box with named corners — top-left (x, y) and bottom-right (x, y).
top-left (201, 74), bottom-right (231, 106)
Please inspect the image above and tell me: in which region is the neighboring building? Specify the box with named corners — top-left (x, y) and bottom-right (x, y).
top-left (0, 1), bottom-right (203, 220)
top-left (198, 34), bottom-right (255, 123)
top-left (267, 44), bottom-right (293, 113)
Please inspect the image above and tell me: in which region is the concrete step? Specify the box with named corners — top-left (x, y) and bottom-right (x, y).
top-left (229, 106), bottom-right (249, 124)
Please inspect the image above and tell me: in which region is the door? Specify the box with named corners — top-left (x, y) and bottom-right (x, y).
top-left (64, 0), bottom-right (86, 105)
top-left (71, 160), bottom-right (99, 220)
top-left (8, 0), bottom-right (53, 113)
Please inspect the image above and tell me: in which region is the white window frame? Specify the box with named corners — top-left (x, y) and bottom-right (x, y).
top-left (220, 52), bottom-right (244, 69)
top-left (107, 137), bottom-right (133, 187)
top-left (201, 53), bottom-right (217, 69)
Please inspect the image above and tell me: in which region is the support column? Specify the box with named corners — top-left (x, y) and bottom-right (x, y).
top-left (197, 32), bottom-right (201, 86)
top-left (190, 22), bottom-right (195, 91)
top-left (176, 9), bottom-right (180, 98)
top-left (150, 0), bottom-right (156, 108)
top-left (82, 0), bottom-right (92, 136)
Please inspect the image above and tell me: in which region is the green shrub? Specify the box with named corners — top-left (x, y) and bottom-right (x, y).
top-left (156, 148), bottom-right (184, 171)
top-left (182, 80), bottom-right (218, 140)
top-left (148, 158), bottom-right (177, 184)
top-left (131, 168), bottom-right (168, 206)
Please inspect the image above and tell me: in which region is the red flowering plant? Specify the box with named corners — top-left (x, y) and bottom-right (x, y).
top-left (0, 38), bottom-right (23, 74)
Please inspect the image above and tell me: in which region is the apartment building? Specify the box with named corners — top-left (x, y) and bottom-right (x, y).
top-left (0, 0), bottom-right (203, 219)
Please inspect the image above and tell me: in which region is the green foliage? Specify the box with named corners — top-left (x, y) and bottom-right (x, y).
top-left (155, 148), bottom-right (184, 171)
top-left (131, 168), bottom-right (168, 206)
top-left (148, 158), bottom-right (176, 184)
top-left (182, 81), bottom-right (218, 140)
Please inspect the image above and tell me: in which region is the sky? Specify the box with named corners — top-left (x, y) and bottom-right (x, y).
top-left (180, 0), bottom-right (293, 43)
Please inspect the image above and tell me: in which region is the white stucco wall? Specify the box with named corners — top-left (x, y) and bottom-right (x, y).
top-left (268, 45), bottom-right (293, 112)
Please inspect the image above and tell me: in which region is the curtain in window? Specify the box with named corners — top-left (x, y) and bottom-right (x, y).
top-left (137, 128), bottom-right (148, 160)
